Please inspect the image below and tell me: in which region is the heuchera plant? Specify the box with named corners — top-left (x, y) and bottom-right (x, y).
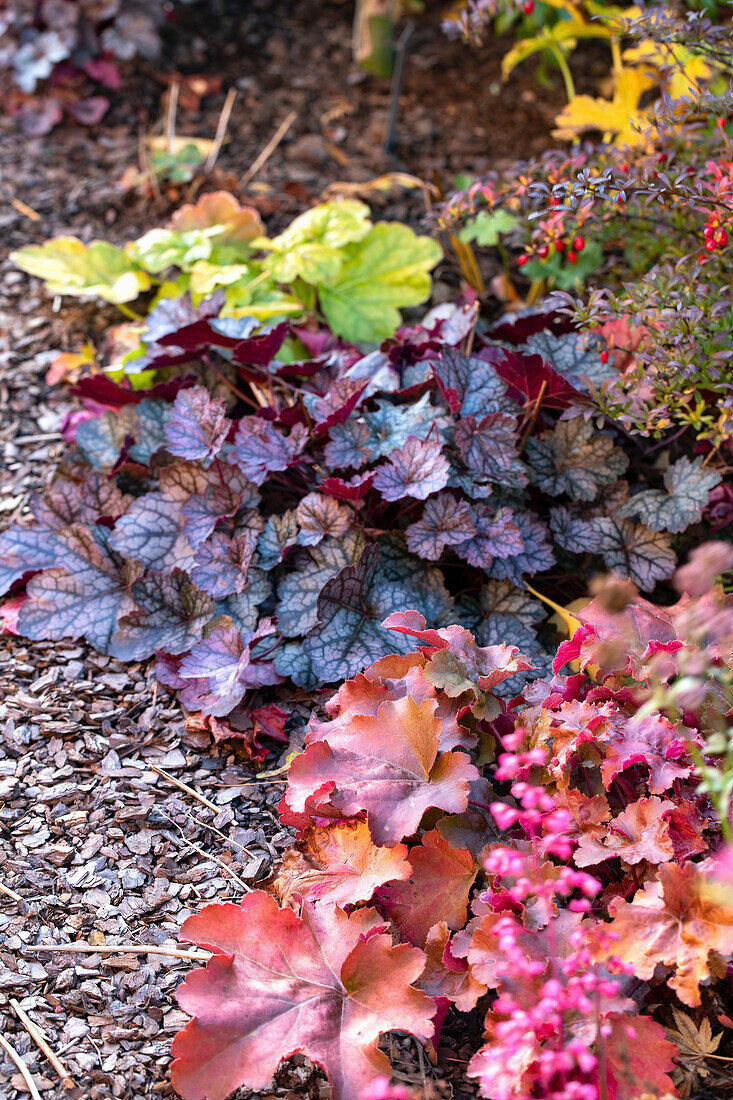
top-left (168, 550), bottom-right (733, 1100)
top-left (0, 0), bottom-right (183, 134)
top-left (0, 252), bottom-right (724, 729)
top-left (11, 196), bottom-right (443, 345)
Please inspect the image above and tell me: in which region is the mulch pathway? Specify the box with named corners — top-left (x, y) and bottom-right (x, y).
top-left (0, 1), bottom-right (577, 1095)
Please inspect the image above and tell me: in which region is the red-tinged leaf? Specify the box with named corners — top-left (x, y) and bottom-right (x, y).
top-left (599, 1012), bottom-right (679, 1100)
top-left (282, 696), bottom-right (478, 846)
top-left (379, 830), bottom-right (476, 947)
top-left (169, 192), bottom-right (264, 244)
top-left (310, 378), bottom-right (369, 432)
top-left (574, 797), bottom-right (675, 868)
top-left (372, 436), bottom-right (450, 502)
top-left (183, 712), bottom-right (270, 763)
top-left (172, 892), bottom-right (434, 1100)
top-left (164, 386), bottom-right (231, 462)
top-left (83, 58), bottom-right (121, 89)
top-left (595, 861), bottom-right (733, 1007)
top-left (383, 611), bottom-right (532, 692)
top-left (490, 348), bottom-right (586, 411)
top-left (232, 322), bottom-right (290, 369)
top-left (30, 470), bottom-right (132, 530)
top-left (419, 921), bottom-right (487, 1013)
top-left (320, 471), bottom-right (375, 501)
top-left (229, 418), bottom-right (308, 486)
top-left (69, 373), bottom-right (195, 411)
top-left (251, 703), bottom-right (289, 743)
top-left (0, 592), bottom-right (25, 634)
top-left (529, 697), bottom-right (619, 778)
top-left (601, 713), bottom-right (694, 794)
top-left (487, 309), bottom-right (576, 345)
top-left (576, 594), bottom-right (679, 678)
top-left (17, 526), bottom-right (142, 652)
top-left (274, 821), bottom-right (411, 906)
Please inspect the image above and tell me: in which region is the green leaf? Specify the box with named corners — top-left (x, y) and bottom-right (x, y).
top-left (523, 240), bottom-right (603, 290)
top-left (11, 238), bottom-right (151, 304)
top-left (458, 209), bottom-right (519, 247)
top-left (254, 201), bottom-right (372, 285)
top-left (127, 226), bottom-right (225, 274)
top-left (318, 223), bottom-right (442, 343)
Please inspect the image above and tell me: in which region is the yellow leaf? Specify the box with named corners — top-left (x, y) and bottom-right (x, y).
top-left (553, 66), bottom-right (658, 148)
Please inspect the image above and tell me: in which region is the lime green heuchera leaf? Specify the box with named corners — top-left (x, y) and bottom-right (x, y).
top-left (11, 238), bottom-right (151, 304)
top-left (253, 200), bottom-right (373, 285)
top-left (458, 209), bottom-right (519, 247)
top-left (189, 260), bottom-right (256, 297)
top-left (127, 226), bottom-right (226, 274)
top-left (319, 223), bottom-right (442, 343)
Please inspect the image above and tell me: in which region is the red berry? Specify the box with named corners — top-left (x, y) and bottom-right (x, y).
top-left (703, 223), bottom-right (715, 238)
top-left (717, 229), bottom-right (728, 247)
top-left (517, 254), bottom-right (529, 267)
top-left (573, 235), bottom-right (585, 252)
top-left (705, 237), bottom-right (717, 251)
top-left (538, 245), bottom-right (549, 259)
top-left (555, 239), bottom-right (565, 253)
top-left (523, 0), bottom-right (535, 12)
top-left (567, 250), bottom-right (577, 264)
top-left (600, 350), bottom-right (609, 364)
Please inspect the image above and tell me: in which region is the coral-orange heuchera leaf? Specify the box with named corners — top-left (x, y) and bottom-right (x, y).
top-left (379, 829), bottom-right (477, 946)
top-left (574, 796), bottom-right (675, 868)
top-left (600, 1012), bottom-right (679, 1100)
top-left (172, 891), bottom-right (435, 1100)
top-left (273, 820), bottom-right (412, 906)
top-left (281, 695), bottom-right (478, 846)
top-left (597, 861), bottom-right (733, 1007)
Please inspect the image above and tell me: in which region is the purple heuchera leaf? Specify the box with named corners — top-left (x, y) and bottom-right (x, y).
top-left (109, 493), bottom-right (195, 572)
top-left (180, 469), bottom-right (260, 547)
top-left (112, 570), bottom-right (215, 661)
top-left (406, 494), bottom-right (476, 561)
top-left (454, 505), bottom-right (524, 569)
top-left (432, 347), bottom-right (513, 418)
top-left (257, 512), bottom-right (299, 571)
top-left (17, 525), bottom-right (142, 652)
top-left (177, 619), bottom-right (283, 716)
top-left (229, 418), bottom-right (308, 486)
top-left (296, 493), bottom-right (352, 547)
top-left (164, 386), bottom-right (231, 463)
top-left (0, 527), bottom-right (60, 596)
top-left (191, 533), bottom-right (257, 599)
top-left (454, 413), bottom-right (528, 490)
top-left (372, 437), bottom-right (449, 502)
top-left (488, 510), bottom-right (555, 583)
top-left (323, 420), bottom-right (373, 470)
